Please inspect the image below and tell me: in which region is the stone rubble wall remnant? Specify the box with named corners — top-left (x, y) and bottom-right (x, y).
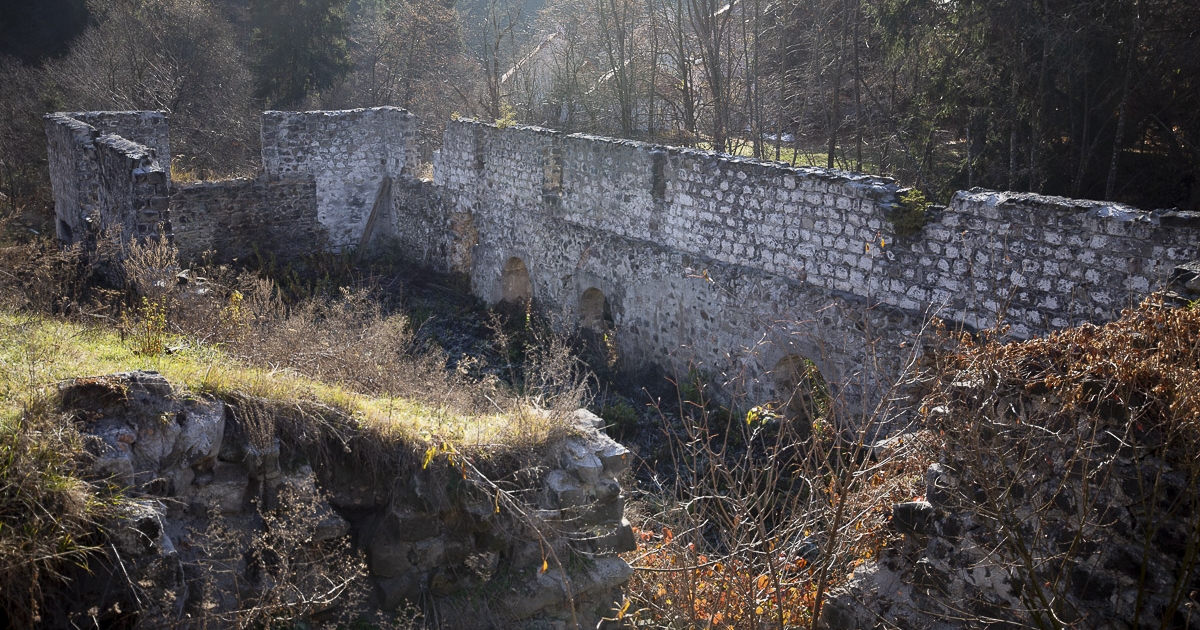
top-left (62, 371), bottom-right (634, 628)
top-left (44, 111), bottom-right (170, 247)
top-left (45, 108), bottom-right (1200, 412)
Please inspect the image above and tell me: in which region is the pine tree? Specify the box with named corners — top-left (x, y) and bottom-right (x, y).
top-left (251, 0), bottom-right (353, 107)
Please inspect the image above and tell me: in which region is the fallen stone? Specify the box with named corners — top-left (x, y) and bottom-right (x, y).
top-left (560, 438), bottom-right (604, 484)
top-left (891, 501), bottom-right (935, 536)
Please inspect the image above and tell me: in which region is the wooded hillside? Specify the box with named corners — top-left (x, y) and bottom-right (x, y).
top-left (1, 0), bottom-right (1196, 219)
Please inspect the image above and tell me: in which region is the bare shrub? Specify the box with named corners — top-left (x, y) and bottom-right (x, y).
top-left (190, 481), bottom-right (367, 627)
top-left (621, 339), bottom-right (933, 628)
top-left (913, 295), bottom-right (1200, 629)
top-left (0, 57), bottom-right (52, 218)
top-left (0, 238), bottom-right (88, 314)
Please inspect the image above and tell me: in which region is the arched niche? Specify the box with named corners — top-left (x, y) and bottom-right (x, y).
top-left (579, 287), bottom-right (614, 331)
top-left (501, 256), bottom-right (533, 303)
top-left (772, 354), bottom-right (830, 435)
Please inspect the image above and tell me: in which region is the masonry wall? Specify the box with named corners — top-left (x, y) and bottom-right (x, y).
top-left (171, 175), bottom-right (323, 263)
top-left (421, 119), bottom-right (1200, 406)
top-left (45, 113), bottom-right (98, 243)
top-left (262, 108), bottom-right (419, 250)
top-left (45, 108), bottom-right (1200, 412)
top-left (94, 134), bottom-right (170, 240)
top-left (889, 191), bottom-right (1200, 338)
top-left (45, 112), bottom-right (170, 247)
top-left (66, 111), bottom-right (171, 180)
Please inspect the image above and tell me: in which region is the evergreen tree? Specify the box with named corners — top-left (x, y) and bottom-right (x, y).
top-left (251, 0), bottom-right (353, 107)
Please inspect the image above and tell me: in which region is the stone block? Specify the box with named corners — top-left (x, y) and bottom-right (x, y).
top-left (376, 573), bottom-right (423, 610)
top-left (559, 438), bottom-right (604, 484)
top-left (379, 506), bottom-right (442, 542)
top-left (573, 495), bottom-right (624, 527)
top-left (368, 539), bottom-right (415, 578)
top-left (194, 462), bottom-right (250, 513)
top-left (891, 501), bottom-right (935, 536)
top-left (546, 469), bottom-right (586, 509)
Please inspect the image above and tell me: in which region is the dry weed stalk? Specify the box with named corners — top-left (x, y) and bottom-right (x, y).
top-left (621, 312), bottom-right (935, 629)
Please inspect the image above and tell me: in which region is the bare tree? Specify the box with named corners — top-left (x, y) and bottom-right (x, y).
top-left (462, 0), bottom-right (524, 120)
top-left (595, 0), bottom-right (642, 137)
top-left (687, 0), bottom-right (736, 152)
top-left (53, 0), bottom-right (256, 176)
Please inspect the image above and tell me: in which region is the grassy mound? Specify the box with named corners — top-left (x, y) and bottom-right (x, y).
top-left (0, 234), bottom-right (588, 627)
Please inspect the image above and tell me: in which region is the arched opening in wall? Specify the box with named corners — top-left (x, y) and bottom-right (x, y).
top-left (772, 355), bottom-right (830, 439)
top-left (579, 288), bottom-right (613, 331)
top-left (578, 287), bottom-right (618, 370)
top-left (501, 257), bottom-right (533, 303)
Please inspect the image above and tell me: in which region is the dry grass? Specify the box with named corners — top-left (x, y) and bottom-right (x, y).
top-left (913, 294), bottom-right (1200, 628)
top-left (0, 232), bottom-right (591, 626)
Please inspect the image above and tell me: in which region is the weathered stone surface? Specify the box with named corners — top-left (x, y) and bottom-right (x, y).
top-left (891, 501), bottom-right (935, 536)
top-left (174, 397), bottom-right (225, 466)
top-left (545, 469), bottom-right (585, 508)
top-left (45, 112), bottom-right (169, 249)
top-left (47, 108), bottom-right (1200, 418)
top-left (58, 369), bottom-right (634, 629)
top-left (108, 500), bottom-right (169, 557)
top-left (559, 438), bottom-right (604, 484)
top-left (260, 108), bottom-right (417, 251)
top-left (590, 518), bottom-right (638, 554)
top-left (378, 507), bottom-right (442, 542)
top-left (423, 119), bottom-right (1200, 414)
top-left (171, 175), bottom-right (325, 263)
top-left (193, 461), bottom-right (250, 513)
top-left (376, 573), bottom-right (423, 610)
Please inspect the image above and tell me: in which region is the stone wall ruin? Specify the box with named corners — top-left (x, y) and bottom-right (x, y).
top-left (45, 111), bottom-right (171, 246)
top-left (418, 119), bottom-right (1200, 409)
top-left (45, 107), bottom-right (1200, 415)
top-left (60, 371), bottom-right (634, 628)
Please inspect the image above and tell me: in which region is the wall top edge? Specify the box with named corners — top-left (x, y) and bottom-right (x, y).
top-left (44, 112), bottom-right (96, 131)
top-left (96, 132), bottom-right (160, 164)
top-left (50, 111), bottom-right (168, 120)
top-left (952, 188), bottom-right (1200, 227)
top-left (448, 118), bottom-right (899, 188)
top-left (262, 106), bottom-right (414, 118)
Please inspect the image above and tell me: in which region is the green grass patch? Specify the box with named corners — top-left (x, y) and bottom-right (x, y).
top-left (0, 310), bottom-right (567, 455)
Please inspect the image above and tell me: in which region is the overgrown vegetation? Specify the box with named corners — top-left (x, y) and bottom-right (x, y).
top-left (0, 230), bottom-right (592, 627)
top-left (911, 297), bottom-right (1200, 628)
top-left (613, 347), bottom-right (933, 629)
top-left (887, 188), bottom-right (932, 238)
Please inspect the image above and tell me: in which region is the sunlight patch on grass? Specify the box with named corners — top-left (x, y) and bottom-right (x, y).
top-left (0, 310), bottom-right (530, 449)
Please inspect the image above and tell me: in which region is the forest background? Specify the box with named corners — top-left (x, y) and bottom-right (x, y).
top-left (1, 0), bottom-right (1198, 227)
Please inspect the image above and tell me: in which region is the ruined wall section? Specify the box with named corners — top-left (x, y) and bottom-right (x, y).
top-left (65, 111), bottom-right (171, 179)
top-left (171, 176), bottom-right (322, 263)
top-left (430, 121), bottom-right (915, 396)
top-left (440, 121), bottom-right (904, 306)
top-left (94, 134), bottom-right (170, 240)
top-left (262, 108), bottom-right (418, 250)
top-left (383, 177), bottom-right (464, 271)
top-left (429, 119), bottom-right (1200, 401)
top-left (45, 112), bottom-right (170, 247)
top-left (45, 114), bottom-right (98, 243)
top-left (895, 192), bottom-right (1200, 338)
top-left (558, 132), bottom-right (899, 296)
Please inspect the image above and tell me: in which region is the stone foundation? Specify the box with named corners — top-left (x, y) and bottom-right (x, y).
top-left (62, 372), bottom-right (634, 628)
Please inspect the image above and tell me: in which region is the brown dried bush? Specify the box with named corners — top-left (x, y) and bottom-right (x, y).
top-left (914, 295), bottom-right (1200, 628)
